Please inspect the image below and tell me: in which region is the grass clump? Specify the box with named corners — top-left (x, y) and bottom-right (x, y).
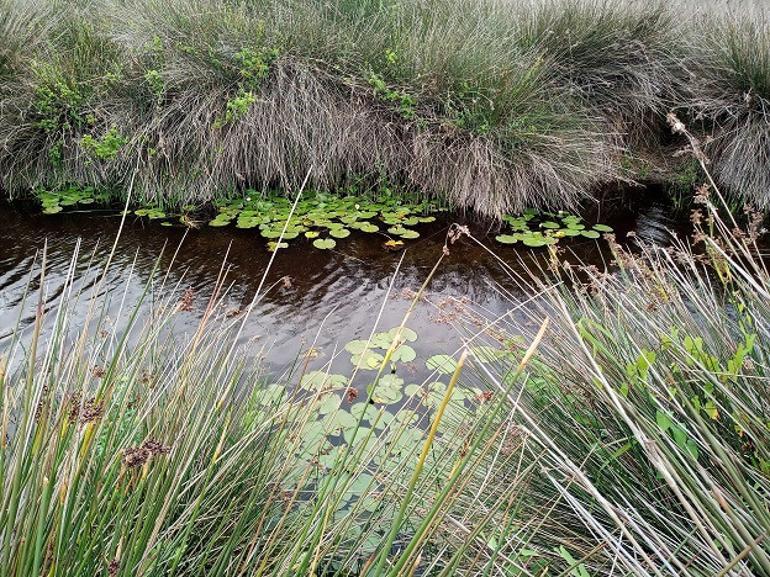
top-left (0, 0), bottom-right (702, 215)
top-left (689, 11), bottom-right (770, 209)
top-left (2, 0), bottom-right (770, 214)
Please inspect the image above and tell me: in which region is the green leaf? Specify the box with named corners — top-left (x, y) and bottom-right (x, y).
top-left (358, 222), bottom-right (379, 233)
top-left (495, 234), bottom-right (518, 244)
top-left (426, 354), bottom-right (458, 375)
top-left (300, 371), bottom-right (348, 391)
top-left (345, 340), bottom-right (370, 355)
top-left (581, 230), bottom-right (600, 239)
top-left (313, 238), bottom-right (336, 250)
top-left (388, 326), bottom-right (418, 343)
top-left (351, 350), bottom-right (385, 369)
top-left (391, 344), bottom-right (416, 363)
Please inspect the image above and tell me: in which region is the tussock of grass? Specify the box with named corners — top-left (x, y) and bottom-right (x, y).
top-left (0, 0), bottom-right (769, 215)
top-left (690, 12), bottom-right (770, 209)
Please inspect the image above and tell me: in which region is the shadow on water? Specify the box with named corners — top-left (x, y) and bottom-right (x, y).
top-left (0, 192), bottom-right (683, 382)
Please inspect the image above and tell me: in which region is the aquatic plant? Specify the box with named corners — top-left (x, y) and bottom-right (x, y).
top-left (208, 191), bottom-right (440, 250)
top-left (35, 184), bottom-right (107, 213)
top-left (494, 209), bottom-right (613, 247)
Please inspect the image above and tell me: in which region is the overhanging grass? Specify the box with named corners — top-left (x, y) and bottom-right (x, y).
top-left (0, 0), bottom-right (769, 216)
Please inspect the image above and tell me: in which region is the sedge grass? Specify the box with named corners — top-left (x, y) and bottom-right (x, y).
top-left (1, 0), bottom-right (770, 214)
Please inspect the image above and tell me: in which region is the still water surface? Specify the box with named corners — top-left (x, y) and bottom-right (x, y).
top-left (0, 198), bottom-right (676, 379)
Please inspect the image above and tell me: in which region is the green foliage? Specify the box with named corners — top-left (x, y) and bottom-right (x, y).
top-left (214, 90), bottom-right (257, 128)
top-left (143, 68), bottom-right (164, 100)
top-left (207, 189), bottom-right (442, 251)
top-left (235, 45), bottom-right (279, 87)
top-left (35, 185), bottom-right (107, 214)
top-left (80, 127), bottom-right (127, 160)
top-left (494, 209), bottom-right (612, 247)
top-left (32, 67), bottom-right (85, 133)
top-left (368, 71), bottom-right (416, 119)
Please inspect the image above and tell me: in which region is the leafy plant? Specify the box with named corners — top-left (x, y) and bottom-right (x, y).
top-left (80, 127), bottom-right (127, 160)
top-left (208, 190), bottom-right (442, 251)
top-left (494, 209), bottom-right (613, 247)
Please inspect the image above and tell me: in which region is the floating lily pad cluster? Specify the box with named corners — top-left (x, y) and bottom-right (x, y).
top-left (36, 186), bottom-right (108, 214)
top-left (495, 209), bottom-right (613, 247)
top-left (209, 192), bottom-right (441, 251)
top-left (239, 327), bottom-right (521, 552)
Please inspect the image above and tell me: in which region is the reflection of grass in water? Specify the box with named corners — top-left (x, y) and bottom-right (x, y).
top-left (3, 164), bottom-right (770, 574)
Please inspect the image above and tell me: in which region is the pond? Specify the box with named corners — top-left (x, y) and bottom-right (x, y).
top-left (0, 193), bottom-right (679, 384)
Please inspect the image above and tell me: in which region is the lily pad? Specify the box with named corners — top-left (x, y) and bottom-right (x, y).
top-left (426, 354), bottom-right (458, 375)
top-left (313, 238), bottom-right (336, 250)
top-left (388, 326), bottom-right (418, 343)
top-left (391, 344), bottom-right (416, 363)
top-left (358, 222), bottom-right (379, 233)
top-left (351, 350), bottom-right (385, 370)
top-left (300, 371), bottom-right (348, 391)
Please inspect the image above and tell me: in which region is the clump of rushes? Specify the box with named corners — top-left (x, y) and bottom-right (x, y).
top-left (0, 237), bottom-right (557, 576)
top-left (3, 168), bottom-right (770, 575)
top-left (462, 153), bottom-right (770, 572)
top-left (689, 11), bottom-right (770, 210)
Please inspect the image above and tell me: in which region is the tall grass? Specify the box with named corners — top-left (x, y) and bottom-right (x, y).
top-left (1, 0), bottom-right (768, 215)
top-left (689, 11), bottom-right (770, 210)
top-left (2, 154), bottom-right (769, 575)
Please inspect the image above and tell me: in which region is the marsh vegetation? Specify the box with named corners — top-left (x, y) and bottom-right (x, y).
top-left (1, 0), bottom-right (770, 214)
top-left (1, 0), bottom-right (770, 576)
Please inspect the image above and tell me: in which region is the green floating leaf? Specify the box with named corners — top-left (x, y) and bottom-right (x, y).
top-left (345, 339), bottom-right (370, 355)
top-left (426, 354), bottom-right (458, 375)
top-left (313, 238), bottom-right (336, 250)
top-left (522, 237), bottom-right (547, 247)
top-left (358, 222), bottom-right (379, 233)
top-left (388, 326), bottom-right (418, 343)
top-left (369, 374), bottom-right (405, 405)
top-left (317, 393), bottom-right (343, 414)
top-left (351, 350), bottom-right (385, 369)
top-left (300, 371), bottom-right (348, 391)
top-left (581, 230), bottom-right (601, 239)
top-left (350, 402), bottom-right (381, 423)
top-left (329, 228), bottom-right (350, 239)
top-left (592, 223), bottom-right (613, 232)
top-left (391, 344), bottom-right (416, 363)
top-left (495, 234), bottom-right (518, 245)
top-left (398, 229), bottom-right (419, 239)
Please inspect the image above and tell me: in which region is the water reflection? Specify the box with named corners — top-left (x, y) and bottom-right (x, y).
top-left (0, 200), bottom-right (657, 379)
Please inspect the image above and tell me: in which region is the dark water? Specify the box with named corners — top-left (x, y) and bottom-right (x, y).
top-left (0, 196), bottom-right (678, 380)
